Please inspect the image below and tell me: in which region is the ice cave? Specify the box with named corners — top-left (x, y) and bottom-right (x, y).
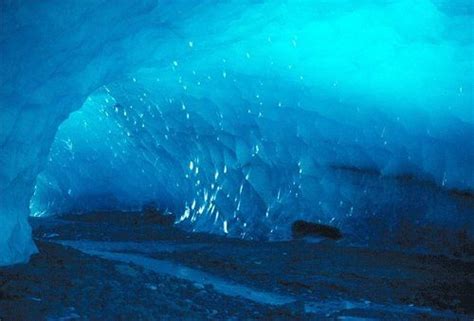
top-left (1, 0), bottom-right (473, 320)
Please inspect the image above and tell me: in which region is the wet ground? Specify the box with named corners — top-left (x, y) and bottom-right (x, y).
top-left (1, 212), bottom-right (473, 320)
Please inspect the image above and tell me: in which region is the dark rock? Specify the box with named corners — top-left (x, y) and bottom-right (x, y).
top-left (291, 220), bottom-right (343, 240)
top-left (142, 203), bottom-right (175, 226)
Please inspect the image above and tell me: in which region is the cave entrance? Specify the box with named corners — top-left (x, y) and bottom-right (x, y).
top-left (29, 84), bottom-right (183, 220)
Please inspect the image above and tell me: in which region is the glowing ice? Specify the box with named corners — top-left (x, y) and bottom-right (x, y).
top-left (1, 0), bottom-right (473, 265)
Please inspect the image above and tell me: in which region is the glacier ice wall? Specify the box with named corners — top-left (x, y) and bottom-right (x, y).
top-left (2, 0), bottom-right (474, 265)
top-left (33, 77), bottom-right (474, 253)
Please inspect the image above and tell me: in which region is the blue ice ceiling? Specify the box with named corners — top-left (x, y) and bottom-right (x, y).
top-left (1, 0), bottom-right (474, 265)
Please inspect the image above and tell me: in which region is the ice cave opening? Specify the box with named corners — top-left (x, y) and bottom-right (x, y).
top-left (29, 73), bottom-right (474, 258)
top-left (3, 1), bottom-right (474, 319)
top-left (1, 0), bottom-right (473, 269)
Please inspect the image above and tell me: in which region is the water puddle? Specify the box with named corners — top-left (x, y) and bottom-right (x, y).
top-left (58, 240), bottom-right (208, 254)
top-left (57, 240), bottom-right (469, 319)
top-left (58, 241), bottom-right (296, 306)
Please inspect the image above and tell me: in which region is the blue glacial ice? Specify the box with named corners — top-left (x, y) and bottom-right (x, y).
top-left (1, 0), bottom-right (473, 265)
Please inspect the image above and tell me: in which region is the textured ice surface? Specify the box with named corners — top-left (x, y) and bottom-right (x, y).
top-left (1, 0), bottom-right (474, 265)
top-left (32, 78), bottom-right (474, 252)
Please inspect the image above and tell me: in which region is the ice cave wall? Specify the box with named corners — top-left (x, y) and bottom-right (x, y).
top-left (0, 0), bottom-right (195, 265)
top-left (1, 0), bottom-right (474, 265)
top-left (32, 74), bottom-right (474, 254)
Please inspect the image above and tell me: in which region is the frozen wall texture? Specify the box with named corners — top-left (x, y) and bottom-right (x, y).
top-left (1, 0), bottom-right (474, 265)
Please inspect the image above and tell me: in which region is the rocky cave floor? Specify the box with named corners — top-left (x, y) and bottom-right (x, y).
top-left (1, 212), bottom-right (473, 320)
